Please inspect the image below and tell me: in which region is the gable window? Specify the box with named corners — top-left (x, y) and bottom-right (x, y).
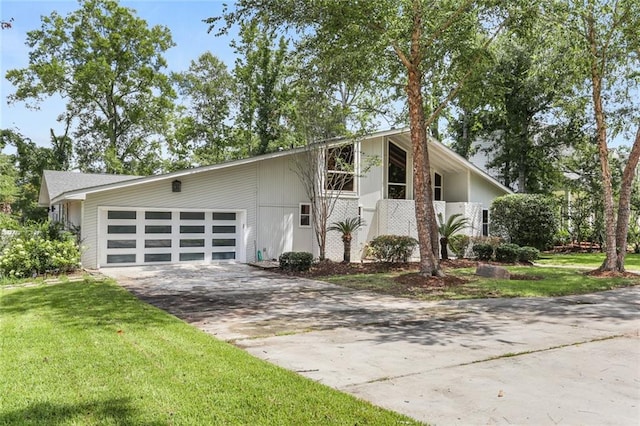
top-left (299, 203), bottom-right (311, 227)
top-left (326, 144), bottom-right (355, 192)
top-left (387, 141), bottom-right (407, 199)
top-left (482, 209), bottom-right (489, 236)
top-left (434, 172), bottom-right (442, 201)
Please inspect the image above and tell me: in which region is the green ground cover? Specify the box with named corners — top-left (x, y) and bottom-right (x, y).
top-left (322, 265), bottom-right (639, 301)
top-left (0, 278), bottom-right (419, 425)
top-left (536, 252), bottom-right (640, 269)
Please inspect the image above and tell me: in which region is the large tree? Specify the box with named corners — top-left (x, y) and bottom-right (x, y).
top-left (212, 0), bottom-right (517, 276)
top-left (558, 0), bottom-right (640, 272)
top-left (170, 52), bottom-right (234, 168)
top-left (5, 0), bottom-right (175, 174)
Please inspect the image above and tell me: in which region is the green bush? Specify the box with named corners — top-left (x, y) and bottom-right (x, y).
top-left (368, 235), bottom-right (418, 263)
top-left (518, 246), bottom-right (540, 263)
top-left (490, 194), bottom-right (558, 250)
top-left (279, 252), bottom-right (313, 272)
top-left (472, 243), bottom-right (494, 261)
top-left (0, 237), bottom-right (80, 278)
top-left (448, 234), bottom-right (470, 258)
top-left (495, 243), bottom-right (520, 263)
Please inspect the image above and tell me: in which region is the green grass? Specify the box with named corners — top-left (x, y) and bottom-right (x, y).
top-left (536, 252), bottom-right (640, 269)
top-left (322, 265), bottom-right (639, 300)
top-left (0, 278), bottom-right (420, 425)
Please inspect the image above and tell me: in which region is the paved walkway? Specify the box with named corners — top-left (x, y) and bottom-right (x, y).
top-left (102, 263), bottom-right (640, 425)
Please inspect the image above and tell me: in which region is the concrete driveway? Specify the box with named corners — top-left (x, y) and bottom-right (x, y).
top-left (102, 263), bottom-right (640, 425)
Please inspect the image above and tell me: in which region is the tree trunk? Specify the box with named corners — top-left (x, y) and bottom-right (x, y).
top-left (440, 237), bottom-right (449, 260)
top-left (614, 127), bottom-right (640, 272)
top-left (588, 17), bottom-right (617, 272)
top-left (343, 235), bottom-right (352, 263)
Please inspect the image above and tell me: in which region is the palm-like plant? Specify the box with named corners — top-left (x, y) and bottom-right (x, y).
top-left (437, 213), bottom-right (469, 260)
top-left (328, 217), bottom-right (365, 263)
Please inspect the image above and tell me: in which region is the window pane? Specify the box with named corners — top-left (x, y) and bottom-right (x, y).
top-left (180, 252), bottom-right (204, 261)
top-left (145, 211), bottom-right (171, 220)
top-left (212, 238), bottom-right (236, 247)
top-left (327, 173), bottom-right (354, 191)
top-left (108, 225), bottom-right (136, 234)
top-left (212, 225), bottom-right (235, 234)
top-left (327, 144), bottom-right (354, 171)
top-left (212, 212), bottom-right (236, 221)
top-left (434, 173), bottom-right (442, 187)
top-left (146, 225), bottom-right (172, 234)
top-left (107, 254), bottom-right (135, 263)
top-left (108, 210), bottom-right (136, 220)
top-left (212, 252), bottom-right (235, 260)
top-left (300, 215), bottom-right (310, 226)
top-left (180, 211), bottom-right (205, 220)
top-left (145, 239), bottom-right (171, 248)
top-left (434, 187), bottom-right (442, 201)
top-left (181, 225), bottom-right (205, 234)
top-left (301, 204), bottom-right (310, 215)
top-left (180, 239), bottom-right (205, 247)
top-left (388, 142), bottom-right (406, 184)
top-left (388, 185), bottom-right (406, 200)
top-left (107, 240), bottom-right (136, 249)
top-left (145, 253), bottom-right (171, 262)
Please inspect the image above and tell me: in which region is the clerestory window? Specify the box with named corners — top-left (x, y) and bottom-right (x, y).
top-left (387, 141), bottom-right (407, 199)
top-left (325, 144), bottom-right (355, 191)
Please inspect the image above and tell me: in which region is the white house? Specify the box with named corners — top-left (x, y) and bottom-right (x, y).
top-left (38, 128), bottom-right (511, 269)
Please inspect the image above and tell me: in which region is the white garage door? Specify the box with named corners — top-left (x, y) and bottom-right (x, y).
top-left (99, 208), bottom-right (243, 267)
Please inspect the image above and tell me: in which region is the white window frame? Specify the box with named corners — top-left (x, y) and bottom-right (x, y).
top-left (434, 172), bottom-right (443, 201)
top-left (325, 143), bottom-right (356, 193)
top-left (387, 140), bottom-right (408, 199)
top-left (299, 203), bottom-right (311, 228)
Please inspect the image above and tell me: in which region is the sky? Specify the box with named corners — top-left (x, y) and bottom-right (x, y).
top-left (0, 0), bottom-right (238, 148)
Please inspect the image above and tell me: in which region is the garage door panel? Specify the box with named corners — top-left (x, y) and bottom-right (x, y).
top-left (101, 208), bottom-right (243, 267)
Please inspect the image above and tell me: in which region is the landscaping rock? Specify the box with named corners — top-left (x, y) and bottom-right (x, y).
top-left (476, 263), bottom-right (510, 279)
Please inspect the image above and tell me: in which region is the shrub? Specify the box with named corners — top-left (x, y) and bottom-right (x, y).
top-left (495, 243), bottom-right (520, 263)
top-left (490, 194), bottom-right (558, 250)
top-left (518, 246), bottom-right (540, 263)
top-left (0, 237), bottom-right (80, 278)
top-left (448, 234), bottom-right (470, 258)
top-left (472, 243), bottom-right (494, 261)
top-left (368, 235), bottom-right (418, 263)
top-left (279, 252), bottom-right (313, 272)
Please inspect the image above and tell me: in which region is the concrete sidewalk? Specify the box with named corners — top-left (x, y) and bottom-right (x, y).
top-left (104, 264), bottom-right (640, 425)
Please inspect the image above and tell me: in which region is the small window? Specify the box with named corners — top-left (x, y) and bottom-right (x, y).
top-left (326, 144), bottom-right (355, 191)
top-left (107, 240), bottom-right (136, 249)
top-left (144, 253), bottom-right (171, 262)
top-left (179, 252), bottom-right (205, 261)
top-left (108, 225), bottom-right (136, 234)
top-left (482, 209), bottom-right (489, 236)
top-left (434, 173), bottom-right (442, 201)
top-left (180, 212), bottom-right (205, 220)
top-left (181, 225), bottom-right (205, 234)
top-left (145, 239), bottom-right (171, 248)
top-left (108, 210), bottom-right (136, 220)
top-left (299, 203), bottom-right (311, 227)
top-left (213, 238), bottom-right (236, 247)
top-left (145, 211), bottom-right (171, 220)
top-left (388, 141), bottom-right (407, 199)
top-left (213, 212), bottom-right (236, 221)
top-left (107, 254), bottom-right (136, 264)
top-left (180, 239), bottom-right (205, 247)
top-left (212, 252), bottom-right (235, 260)
top-left (146, 225), bottom-right (172, 234)
top-left (212, 225), bottom-right (236, 234)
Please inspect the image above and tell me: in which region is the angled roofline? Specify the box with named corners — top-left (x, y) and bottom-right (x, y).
top-left (50, 127), bottom-right (511, 203)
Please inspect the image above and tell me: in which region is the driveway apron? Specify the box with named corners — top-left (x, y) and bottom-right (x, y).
top-left (102, 263), bottom-right (640, 425)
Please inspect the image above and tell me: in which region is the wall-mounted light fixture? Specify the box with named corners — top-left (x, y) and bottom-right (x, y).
top-left (47, 206), bottom-right (56, 212)
top-left (172, 180), bottom-right (182, 193)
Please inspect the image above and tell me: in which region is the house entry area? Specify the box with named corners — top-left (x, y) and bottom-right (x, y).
top-left (98, 207), bottom-right (245, 267)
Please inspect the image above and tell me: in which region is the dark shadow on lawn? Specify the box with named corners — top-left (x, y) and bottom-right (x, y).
top-left (0, 397), bottom-right (165, 426)
top-left (0, 280), bottom-right (176, 330)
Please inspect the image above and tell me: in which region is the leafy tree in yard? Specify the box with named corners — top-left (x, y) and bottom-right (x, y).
top-left (5, 0), bottom-right (175, 174)
top-left (554, 0), bottom-right (640, 272)
top-left (211, 0), bottom-right (528, 277)
top-left (490, 194), bottom-right (558, 250)
top-left (329, 217), bottom-right (365, 263)
top-left (170, 52), bottom-right (234, 169)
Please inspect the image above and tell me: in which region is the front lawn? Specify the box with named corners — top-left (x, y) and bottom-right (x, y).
top-left (536, 252), bottom-right (640, 269)
top-left (320, 264), bottom-right (639, 300)
top-left (0, 278), bottom-right (419, 425)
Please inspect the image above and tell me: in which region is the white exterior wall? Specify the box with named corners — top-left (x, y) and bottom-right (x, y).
top-left (81, 163), bottom-right (258, 269)
top-left (444, 171), bottom-right (469, 202)
top-left (469, 171), bottom-right (505, 210)
top-left (256, 155), bottom-right (314, 260)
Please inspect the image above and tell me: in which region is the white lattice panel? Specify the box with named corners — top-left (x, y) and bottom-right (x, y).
top-left (325, 198), bottom-right (359, 261)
